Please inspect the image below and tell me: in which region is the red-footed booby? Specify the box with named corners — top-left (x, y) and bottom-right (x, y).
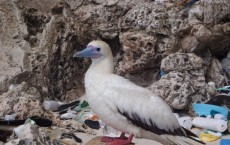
top-left (73, 40), bottom-right (205, 145)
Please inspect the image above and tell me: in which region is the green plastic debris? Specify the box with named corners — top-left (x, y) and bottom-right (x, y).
top-left (80, 101), bottom-right (89, 108)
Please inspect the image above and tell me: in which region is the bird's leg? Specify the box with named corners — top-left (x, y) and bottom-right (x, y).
top-left (119, 132), bottom-right (126, 138)
top-left (106, 134), bottom-right (134, 145)
top-left (101, 132), bottom-right (128, 143)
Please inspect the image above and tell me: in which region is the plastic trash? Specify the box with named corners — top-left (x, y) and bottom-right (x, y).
top-left (177, 116), bottom-right (193, 130)
top-left (0, 116), bottom-right (52, 127)
top-left (58, 100), bottom-right (80, 112)
top-left (4, 114), bottom-right (16, 120)
top-left (214, 114), bottom-right (227, 121)
top-left (199, 131), bottom-right (220, 142)
top-left (160, 70), bottom-right (166, 77)
top-left (216, 86), bottom-right (230, 94)
top-left (192, 103), bottom-right (228, 118)
top-left (192, 117), bottom-right (227, 132)
top-left (75, 110), bottom-right (94, 123)
top-left (74, 100), bottom-right (90, 112)
top-left (103, 124), bottom-right (119, 137)
top-left (206, 94), bottom-right (230, 109)
top-left (173, 113), bottom-right (179, 118)
top-left (13, 125), bottom-right (24, 137)
top-left (60, 111), bottom-right (77, 119)
top-left (43, 100), bottom-right (60, 111)
top-left (220, 139), bottom-right (230, 145)
top-left (84, 120), bottom-right (100, 130)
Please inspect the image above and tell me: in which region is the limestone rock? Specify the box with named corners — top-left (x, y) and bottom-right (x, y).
top-left (161, 53), bottom-right (204, 73)
top-left (206, 58), bottom-right (225, 87)
top-left (0, 82), bottom-right (45, 119)
top-left (149, 70), bottom-right (216, 110)
top-left (118, 31), bottom-right (159, 73)
top-left (150, 52), bottom-right (218, 110)
top-left (6, 124), bottom-right (47, 145)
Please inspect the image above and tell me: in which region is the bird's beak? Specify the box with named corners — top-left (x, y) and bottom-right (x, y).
top-left (73, 46), bottom-right (102, 59)
top-left (73, 46), bottom-right (94, 58)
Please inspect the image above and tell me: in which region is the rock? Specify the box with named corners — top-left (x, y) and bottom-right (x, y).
top-left (161, 53), bottom-right (204, 73)
top-left (118, 31), bottom-right (159, 73)
top-left (65, 0), bottom-right (83, 10)
top-left (6, 124), bottom-right (46, 145)
top-left (149, 52), bottom-right (218, 111)
top-left (122, 69), bottom-right (160, 87)
top-left (0, 82), bottom-right (45, 119)
top-left (149, 70), bottom-right (216, 110)
top-left (206, 58), bottom-right (225, 87)
top-left (6, 123), bottom-right (78, 145)
top-left (181, 36), bottom-right (199, 52)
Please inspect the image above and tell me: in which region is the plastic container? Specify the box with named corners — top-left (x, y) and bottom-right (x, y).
top-left (192, 117), bottom-right (227, 132)
top-left (192, 103), bottom-right (228, 118)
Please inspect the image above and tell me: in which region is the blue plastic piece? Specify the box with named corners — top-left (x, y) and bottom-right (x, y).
top-left (192, 103), bottom-right (228, 118)
top-left (160, 70), bottom-right (166, 77)
top-left (220, 139), bottom-right (230, 145)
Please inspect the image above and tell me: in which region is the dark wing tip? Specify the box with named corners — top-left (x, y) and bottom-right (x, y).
top-left (118, 108), bottom-right (187, 136)
top-left (182, 127), bottom-right (206, 145)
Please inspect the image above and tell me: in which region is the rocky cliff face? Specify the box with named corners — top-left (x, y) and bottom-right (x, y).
top-left (0, 0), bottom-right (230, 112)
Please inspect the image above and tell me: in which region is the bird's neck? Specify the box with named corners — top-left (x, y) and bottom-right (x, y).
top-left (88, 54), bottom-right (114, 75)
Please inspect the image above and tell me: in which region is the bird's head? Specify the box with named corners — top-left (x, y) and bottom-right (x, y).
top-left (73, 40), bottom-right (112, 60)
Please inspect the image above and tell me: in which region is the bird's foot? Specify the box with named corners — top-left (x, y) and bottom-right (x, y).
top-left (101, 132), bottom-right (127, 142)
top-left (104, 134), bottom-right (133, 145)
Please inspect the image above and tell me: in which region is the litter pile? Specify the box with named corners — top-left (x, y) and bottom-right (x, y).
top-left (173, 84), bottom-right (230, 144)
top-left (0, 94), bottom-right (119, 145)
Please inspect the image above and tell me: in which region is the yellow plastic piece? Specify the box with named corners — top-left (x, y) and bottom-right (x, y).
top-left (199, 132), bottom-right (220, 142)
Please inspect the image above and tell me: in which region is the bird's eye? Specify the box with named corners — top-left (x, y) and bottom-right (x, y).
top-left (96, 48), bottom-right (101, 51)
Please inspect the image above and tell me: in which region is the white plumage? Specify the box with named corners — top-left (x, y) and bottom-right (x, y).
top-left (73, 40), bottom-right (204, 145)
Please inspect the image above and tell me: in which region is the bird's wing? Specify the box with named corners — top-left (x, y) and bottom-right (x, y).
top-left (101, 74), bottom-right (187, 136)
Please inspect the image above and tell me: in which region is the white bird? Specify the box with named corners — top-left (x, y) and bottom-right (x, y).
top-left (73, 40), bottom-right (205, 145)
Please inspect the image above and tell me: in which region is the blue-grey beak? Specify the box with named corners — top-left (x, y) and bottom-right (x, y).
top-left (73, 46), bottom-right (93, 58)
top-left (73, 46), bottom-right (102, 59)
